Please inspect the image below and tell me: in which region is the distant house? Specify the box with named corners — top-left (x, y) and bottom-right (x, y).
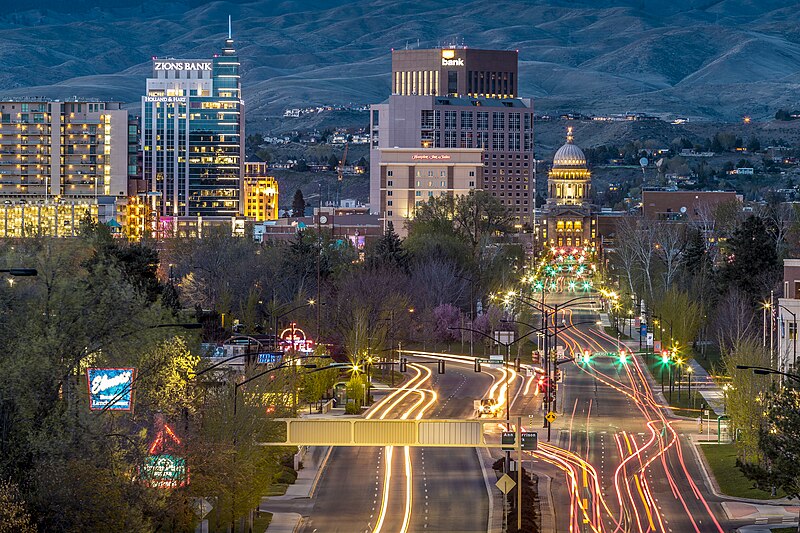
top-left (735, 168), bottom-right (754, 175)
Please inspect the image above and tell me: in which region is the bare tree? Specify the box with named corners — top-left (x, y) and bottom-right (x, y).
top-left (654, 221), bottom-right (685, 291)
top-left (611, 216), bottom-right (641, 296)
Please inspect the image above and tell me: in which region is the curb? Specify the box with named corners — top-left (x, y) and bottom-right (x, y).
top-left (478, 446), bottom-right (503, 533)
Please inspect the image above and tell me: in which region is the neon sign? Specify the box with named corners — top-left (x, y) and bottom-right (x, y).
top-left (87, 368), bottom-right (136, 411)
top-left (140, 423), bottom-right (188, 489)
top-left (280, 323), bottom-right (315, 353)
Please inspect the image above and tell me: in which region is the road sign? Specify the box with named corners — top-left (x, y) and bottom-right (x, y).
top-left (496, 473), bottom-right (516, 494)
top-left (502, 431), bottom-right (516, 450)
top-left (545, 411), bottom-right (557, 424)
top-left (191, 497), bottom-right (213, 519)
top-left (521, 431), bottom-right (538, 451)
top-left (654, 340), bottom-right (662, 352)
top-left (494, 331), bottom-right (514, 344)
top-left (489, 355), bottom-right (504, 367)
top-left (646, 333), bottom-right (654, 346)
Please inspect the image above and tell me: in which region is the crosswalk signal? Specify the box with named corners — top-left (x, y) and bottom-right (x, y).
top-left (399, 358), bottom-right (407, 372)
top-left (474, 359), bottom-right (481, 372)
top-left (438, 359), bottom-right (445, 374)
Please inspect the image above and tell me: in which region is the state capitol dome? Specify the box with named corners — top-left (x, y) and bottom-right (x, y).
top-left (552, 128), bottom-right (587, 168)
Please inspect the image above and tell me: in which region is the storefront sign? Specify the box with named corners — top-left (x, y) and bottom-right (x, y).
top-left (87, 368), bottom-right (135, 411)
top-left (140, 423), bottom-right (188, 489)
top-left (280, 324), bottom-right (315, 353)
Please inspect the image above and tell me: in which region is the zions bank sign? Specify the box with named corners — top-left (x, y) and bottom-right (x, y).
top-left (153, 59), bottom-right (213, 73)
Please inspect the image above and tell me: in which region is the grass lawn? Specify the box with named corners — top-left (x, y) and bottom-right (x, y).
top-left (771, 528), bottom-right (798, 533)
top-left (253, 513), bottom-right (272, 532)
top-left (693, 343), bottom-right (724, 376)
top-left (700, 444), bottom-right (785, 500)
top-left (263, 483), bottom-right (289, 497)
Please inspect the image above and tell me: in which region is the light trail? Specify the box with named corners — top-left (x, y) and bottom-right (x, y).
top-left (372, 445), bottom-right (393, 533)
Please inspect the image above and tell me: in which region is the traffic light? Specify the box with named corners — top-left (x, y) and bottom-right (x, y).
top-left (554, 369), bottom-right (563, 383)
top-left (399, 358), bottom-right (407, 372)
top-left (474, 359), bottom-right (481, 372)
top-left (661, 351), bottom-right (670, 364)
top-left (514, 357), bottom-right (521, 372)
top-left (619, 349), bottom-right (627, 364)
top-left (438, 359), bottom-right (445, 374)
top-left (582, 350), bottom-right (591, 364)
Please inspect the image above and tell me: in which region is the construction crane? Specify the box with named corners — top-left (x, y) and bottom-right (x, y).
top-left (335, 141), bottom-right (348, 207)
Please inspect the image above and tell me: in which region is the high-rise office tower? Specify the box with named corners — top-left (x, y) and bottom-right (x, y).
top-left (370, 47), bottom-right (534, 230)
top-left (141, 24), bottom-right (244, 219)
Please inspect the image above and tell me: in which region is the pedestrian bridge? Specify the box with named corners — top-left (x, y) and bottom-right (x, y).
top-left (259, 419), bottom-right (515, 447)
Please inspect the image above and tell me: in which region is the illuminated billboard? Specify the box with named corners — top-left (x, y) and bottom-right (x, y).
top-left (87, 368), bottom-right (136, 411)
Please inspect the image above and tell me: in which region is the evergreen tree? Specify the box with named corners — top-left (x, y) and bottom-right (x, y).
top-left (682, 227), bottom-right (708, 277)
top-left (292, 189), bottom-right (306, 217)
top-left (369, 222), bottom-right (408, 271)
top-left (719, 215), bottom-right (779, 301)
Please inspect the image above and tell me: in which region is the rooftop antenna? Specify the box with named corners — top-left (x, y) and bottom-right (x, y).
top-left (228, 15), bottom-right (232, 39)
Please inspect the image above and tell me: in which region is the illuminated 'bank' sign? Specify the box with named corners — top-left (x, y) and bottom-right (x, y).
top-left (87, 368), bottom-right (136, 411)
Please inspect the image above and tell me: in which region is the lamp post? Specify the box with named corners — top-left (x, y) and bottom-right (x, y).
top-left (686, 365), bottom-right (693, 406)
top-left (0, 268), bottom-right (38, 276)
top-left (735, 365), bottom-right (800, 384)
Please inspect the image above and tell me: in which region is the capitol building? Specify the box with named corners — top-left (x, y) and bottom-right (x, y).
top-left (539, 128), bottom-right (597, 248)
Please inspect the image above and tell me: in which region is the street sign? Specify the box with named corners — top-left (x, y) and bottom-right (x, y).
top-left (502, 431), bottom-right (516, 451)
top-left (489, 355), bottom-right (504, 367)
top-left (496, 473), bottom-right (516, 494)
top-left (521, 431), bottom-right (538, 451)
top-left (654, 340), bottom-right (662, 352)
top-left (640, 323), bottom-right (647, 337)
top-left (257, 351), bottom-right (284, 365)
top-left (545, 411), bottom-right (557, 424)
top-left (494, 331), bottom-right (514, 345)
top-left (191, 498), bottom-right (213, 519)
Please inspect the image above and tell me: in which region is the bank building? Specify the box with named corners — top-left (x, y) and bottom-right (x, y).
top-left (539, 128), bottom-right (597, 248)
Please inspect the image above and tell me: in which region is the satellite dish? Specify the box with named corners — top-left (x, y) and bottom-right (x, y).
top-left (639, 157), bottom-right (649, 167)
top-left (680, 206), bottom-right (687, 214)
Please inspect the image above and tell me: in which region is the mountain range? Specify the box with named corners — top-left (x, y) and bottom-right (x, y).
top-left (2, 0), bottom-right (800, 126)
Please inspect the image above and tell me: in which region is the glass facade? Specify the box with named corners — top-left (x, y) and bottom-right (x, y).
top-left (142, 36), bottom-right (243, 218)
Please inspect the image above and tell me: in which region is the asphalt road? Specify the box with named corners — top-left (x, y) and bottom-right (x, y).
top-left (300, 360), bottom-right (495, 533)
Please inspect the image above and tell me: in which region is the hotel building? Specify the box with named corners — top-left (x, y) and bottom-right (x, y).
top-left (370, 48), bottom-right (534, 228)
top-left (141, 30), bottom-right (244, 221)
top-left (376, 148), bottom-right (482, 235)
top-left (0, 99), bottom-right (128, 237)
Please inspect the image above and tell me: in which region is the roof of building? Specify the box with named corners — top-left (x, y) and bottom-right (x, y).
top-left (552, 127), bottom-right (587, 168)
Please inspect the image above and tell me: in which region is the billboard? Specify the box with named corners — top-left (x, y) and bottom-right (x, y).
top-left (87, 368), bottom-right (136, 411)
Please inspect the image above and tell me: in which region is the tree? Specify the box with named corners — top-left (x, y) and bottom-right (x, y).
top-left (0, 479), bottom-right (36, 533)
top-left (682, 227), bottom-right (708, 278)
top-left (746, 137), bottom-right (761, 152)
top-left (292, 189), bottom-right (306, 218)
top-left (368, 222), bottom-right (407, 271)
top-left (739, 387), bottom-right (800, 531)
top-left (327, 154), bottom-right (339, 170)
top-left (719, 215), bottom-right (780, 302)
top-left (722, 337), bottom-right (771, 461)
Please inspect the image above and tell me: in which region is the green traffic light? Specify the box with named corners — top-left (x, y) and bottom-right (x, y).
top-left (661, 355), bottom-right (670, 364)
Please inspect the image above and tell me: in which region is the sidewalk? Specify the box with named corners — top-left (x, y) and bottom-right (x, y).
top-left (260, 445), bottom-right (332, 532)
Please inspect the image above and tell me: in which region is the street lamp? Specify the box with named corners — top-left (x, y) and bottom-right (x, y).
top-left (736, 365), bottom-right (800, 384)
top-left (0, 268), bottom-right (38, 276)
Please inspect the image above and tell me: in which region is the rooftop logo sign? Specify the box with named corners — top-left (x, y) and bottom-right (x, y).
top-left (441, 50), bottom-right (464, 66)
top-left (153, 60), bottom-right (212, 72)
